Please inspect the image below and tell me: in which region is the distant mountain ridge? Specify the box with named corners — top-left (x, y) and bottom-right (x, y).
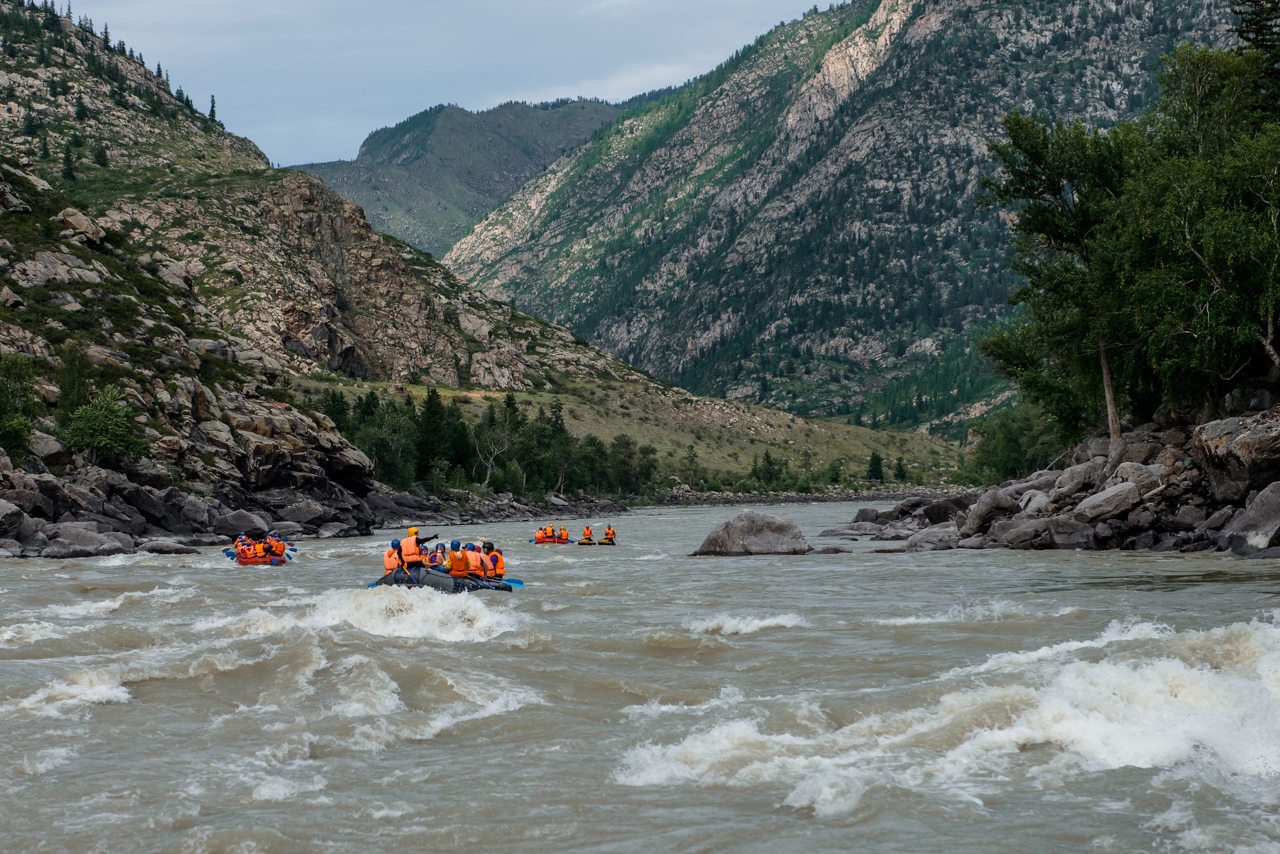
top-left (296, 100), bottom-right (621, 257)
top-left (445, 0), bottom-right (1237, 428)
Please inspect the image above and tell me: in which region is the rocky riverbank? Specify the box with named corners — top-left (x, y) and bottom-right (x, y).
top-left (0, 441), bottom-right (624, 560)
top-left (820, 408), bottom-right (1280, 557)
top-left (643, 484), bottom-right (969, 508)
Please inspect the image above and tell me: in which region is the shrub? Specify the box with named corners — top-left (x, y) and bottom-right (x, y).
top-left (59, 386), bottom-right (146, 467)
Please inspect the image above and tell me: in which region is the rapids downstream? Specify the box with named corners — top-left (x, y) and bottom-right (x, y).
top-left (3, 502), bottom-right (1280, 851)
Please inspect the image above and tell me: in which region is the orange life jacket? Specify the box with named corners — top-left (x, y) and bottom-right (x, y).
top-left (253, 542), bottom-right (267, 558)
top-left (401, 536), bottom-right (423, 563)
top-left (488, 551), bottom-right (505, 577)
top-left (383, 549), bottom-right (402, 573)
top-left (447, 550), bottom-right (469, 577)
top-left (428, 550), bottom-right (444, 566)
top-left (605, 527), bottom-right (615, 540)
top-left (465, 550), bottom-right (484, 576)
top-left (583, 527), bottom-right (592, 540)
top-left (560, 527), bottom-right (568, 539)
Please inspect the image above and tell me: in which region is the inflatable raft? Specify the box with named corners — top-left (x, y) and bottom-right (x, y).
top-left (370, 568), bottom-right (513, 593)
top-left (534, 536), bottom-right (570, 545)
top-left (236, 553), bottom-right (290, 566)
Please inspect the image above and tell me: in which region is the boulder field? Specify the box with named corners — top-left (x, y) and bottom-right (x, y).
top-left (821, 409), bottom-right (1280, 557)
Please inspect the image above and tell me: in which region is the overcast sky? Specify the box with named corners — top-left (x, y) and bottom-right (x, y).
top-left (75, 0), bottom-right (826, 166)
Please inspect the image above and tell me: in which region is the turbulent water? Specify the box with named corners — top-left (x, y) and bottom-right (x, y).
top-left (4, 503), bottom-right (1280, 852)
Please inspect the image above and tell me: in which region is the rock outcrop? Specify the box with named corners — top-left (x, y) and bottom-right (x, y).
top-left (820, 410), bottom-right (1280, 557)
top-left (692, 511), bottom-right (812, 556)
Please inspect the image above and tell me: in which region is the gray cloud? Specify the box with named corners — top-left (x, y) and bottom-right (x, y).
top-left (76, 0), bottom-right (827, 165)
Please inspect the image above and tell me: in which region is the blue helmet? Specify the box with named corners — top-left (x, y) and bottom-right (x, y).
top-left (391, 539), bottom-right (401, 548)
top-left (451, 540), bottom-right (460, 549)
top-left (465, 543), bottom-right (475, 551)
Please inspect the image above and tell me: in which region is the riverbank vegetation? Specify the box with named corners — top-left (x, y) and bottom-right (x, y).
top-left (980, 9), bottom-right (1280, 448)
top-left (298, 379), bottom-right (962, 500)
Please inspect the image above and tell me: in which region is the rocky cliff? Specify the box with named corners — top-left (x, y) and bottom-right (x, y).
top-left (446, 0), bottom-right (1236, 424)
top-left (298, 100), bottom-right (621, 258)
top-left (0, 2), bottom-right (648, 555)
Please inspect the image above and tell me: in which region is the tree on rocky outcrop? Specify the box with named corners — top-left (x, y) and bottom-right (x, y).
top-left (982, 112), bottom-right (1140, 448)
top-left (59, 386), bottom-right (145, 467)
top-left (0, 354), bottom-right (37, 459)
top-left (472, 399), bottom-right (521, 489)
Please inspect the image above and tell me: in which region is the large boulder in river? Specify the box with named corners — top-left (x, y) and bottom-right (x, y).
top-left (212, 509), bottom-right (269, 538)
top-left (692, 511), bottom-right (812, 556)
top-left (1191, 407), bottom-right (1280, 503)
top-left (1218, 483), bottom-right (1280, 555)
top-left (959, 488), bottom-right (1017, 537)
top-left (906, 521), bottom-right (958, 552)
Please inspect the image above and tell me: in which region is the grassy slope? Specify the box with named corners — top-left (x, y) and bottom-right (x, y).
top-left (296, 375), bottom-right (964, 487)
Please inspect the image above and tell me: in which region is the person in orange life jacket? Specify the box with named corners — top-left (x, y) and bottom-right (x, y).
top-left (582, 525), bottom-right (593, 541)
top-left (428, 543), bottom-right (446, 566)
top-left (379, 539), bottom-right (415, 585)
top-left (481, 541), bottom-right (505, 577)
top-left (560, 526), bottom-right (568, 540)
top-left (605, 525), bottom-right (616, 541)
top-left (400, 527), bottom-right (435, 569)
top-left (462, 543), bottom-right (486, 577)
top-left (446, 540), bottom-right (470, 577)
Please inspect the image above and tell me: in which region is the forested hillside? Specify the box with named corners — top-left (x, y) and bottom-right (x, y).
top-left (447, 0), bottom-right (1235, 430)
top-left (297, 100), bottom-right (620, 257)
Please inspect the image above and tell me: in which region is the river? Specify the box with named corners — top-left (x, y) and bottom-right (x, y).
top-left (2, 502), bottom-right (1279, 852)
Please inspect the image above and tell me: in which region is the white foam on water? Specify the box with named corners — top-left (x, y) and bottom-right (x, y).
top-left (614, 618), bottom-right (1280, 822)
top-left (195, 587), bottom-right (523, 643)
top-left (37, 585), bottom-right (196, 620)
top-left (250, 773), bottom-right (327, 802)
top-left (945, 618), bottom-right (1173, 677)
top-left (873, 599), bottom-right (1079, 626)
top-left (637, 553), bottom-right (668, 562)
top-left (0, 620), bottom-right (78, 646)
top-left (685, 614), bottom-right (809, 636)
top-left (326, 656), bottom-right (405, 719)
top-left (623, 686), bottom-right (747, 719)
top-left (19, 746), bottom-right (76, 776)
top-left (3, 670), bottom-right (133, 718)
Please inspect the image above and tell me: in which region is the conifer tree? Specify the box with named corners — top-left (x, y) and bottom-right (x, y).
top-left (866, 451), bottom-right (884, 481)
top-left (209, 93), bottom-right (216, 122)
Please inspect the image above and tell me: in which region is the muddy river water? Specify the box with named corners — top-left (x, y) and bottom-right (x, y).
top-left (3, 502), bottom-right (1280, 852)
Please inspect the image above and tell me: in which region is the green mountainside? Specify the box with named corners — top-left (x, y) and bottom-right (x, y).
top-left (0, 0), bottom-right (961, 493)
top-left (446, 0), bottom-right (1236, 432)
top-left (296, 100), bottom-right (620, 257)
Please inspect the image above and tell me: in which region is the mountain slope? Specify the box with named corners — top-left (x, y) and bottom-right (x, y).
top-left (296, 100), bottom-right (620, 257)
top-left (446, 0), bottom-right (1236, 426)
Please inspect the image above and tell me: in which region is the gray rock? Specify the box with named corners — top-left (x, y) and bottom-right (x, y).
top-left (853, 508), bottom-right (881, 524)
top-left (1191, 409), bottom-right (1280, 503)
top-left (278, 499), bottom-right (330, 526)
top-left (958, 535), bottom-right (986, 549)
top-left (0, 538), bottom-right (21, 558)
top-left (960, 488), bottom-right (1018, 537)
top-left (1046, 518), bottom-right (1096, 550)
top-left (139, 539), bottom-right (200, 555)
top-left (692, 511), bottom-right (812, 556)
top-left (1108, 462), bottom-right (1164, 495)
top-left (212, 509), bottom-right (269, 538)
top-left (1019, 490), bottom-right (1052, 516)
top-left (1074, 483), bottom-right (1141, 523)
top-left (28, 431), bottom-right (71, 467)
top-left (316, 521), bottom-right (358, 539)
top-left (1245, 546), bottom-right (1280, 560)
top-left (1171, 505), bottom-right (1207, 531)
top-left (0, 498), bottom-right (22, 539)
top-left (847, 521), bottom-right (885, 535)
top-left (1123, 531), bottom-right (1158, 551)
top-left (1196, 507), bottom-right (1235, 534)
top-left (872, 526), bottom-right (913, 541)
top-left (906, 521), bottom-right (959, 552)
top-left (1052, 461), bottom-right (1105, 499)
top-left (990, 518), bottom-right (1051, 549)
top-left (1218, 483), bottom-right (1280, 555)
top-left (42, 525), bottom-right (132, 558)
top-left (547, 494), bottom-right (570, 508)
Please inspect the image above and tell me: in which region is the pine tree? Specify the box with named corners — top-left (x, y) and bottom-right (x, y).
top-left (866, 450), bottom-right (884, 481)
top-left (60, 143), bottom-right (74, 180)
top-left (74, 93), bottom-right (87, 120)
top-left (209, 93), bottom-right (216, 122)
top-left (92, 143), bottom-right (107, 167)
top-left (893, 456), bottom-right (908, 480)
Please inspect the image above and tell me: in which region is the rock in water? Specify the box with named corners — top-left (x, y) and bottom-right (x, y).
top-left (692, 511), bottom-right (812, 556)
top-left (1218, 483), bottom-right (1280, 556)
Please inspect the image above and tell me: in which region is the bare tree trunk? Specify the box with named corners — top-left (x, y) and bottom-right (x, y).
top-left (1099, 339), bottom-right (1121, 448)
top-left (1261, 308), bottom-right (1280, 369)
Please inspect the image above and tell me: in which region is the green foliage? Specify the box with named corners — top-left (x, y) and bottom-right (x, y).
top-left (317, 388), bottom-right (664, 498)
top-left (59, 386), bottom-right (146, 467)
top-left (964, 404), bottom-right (1068, 483)
top-left (0, 354), bottom-right (38, 458)
top-left (865, 451), bottom-right (884, 482)
top-left (53, 345), bottom-right (93, 425)
top-left (983, 44), bottom-right (1280, 428)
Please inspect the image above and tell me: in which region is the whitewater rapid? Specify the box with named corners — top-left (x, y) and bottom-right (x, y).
top-left (2, 504), bottom-right (1278, 851)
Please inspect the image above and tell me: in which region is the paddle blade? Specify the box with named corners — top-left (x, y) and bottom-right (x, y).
top-left (503, 578), bottom-right (524, 588)
top-left (366, 580), bottom-right (378, 588)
